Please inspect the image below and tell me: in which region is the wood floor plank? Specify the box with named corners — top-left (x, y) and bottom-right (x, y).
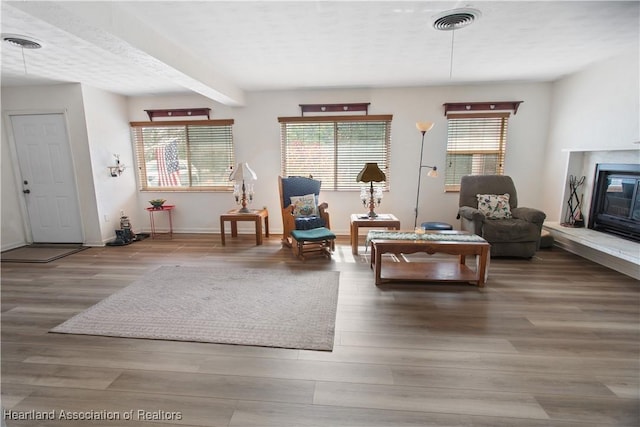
top-left (108, 370), bottom-right (316, 404)
top-left (229, 400), bottom-right (475, 427)
top-left (599, 376), bottom-right (640, 399)
top-left (21, 346), bottom-right (208, 373)
top-left (229, 400), bottom-right (601, 427)
top-left (313, 381), bottom-right (550, 419)
top-left (197, 354), bottom-right (395, 384)
top-left (298, 345), bottom-right (638, 377)
top-left (338, 330), bottom-right (519, 353)
top-left (391, 365), bottom-right (616, 397)
top-left (507, 336), bottom-right (640, 358)
top-left (525, 318), bottom-right (640, 331)
top-left (1, 360), bottom-right (122, 390)
top-left (534, 394), bottom-right (639, 425)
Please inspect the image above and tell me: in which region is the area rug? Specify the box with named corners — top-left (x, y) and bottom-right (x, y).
top-left (1, 244), bottom-right (86, 263)
top-left (51, 266), bottom-right (340, 351)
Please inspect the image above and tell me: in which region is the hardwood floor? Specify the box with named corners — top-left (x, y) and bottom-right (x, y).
top-left (1, 234), bottom-right (638, 426)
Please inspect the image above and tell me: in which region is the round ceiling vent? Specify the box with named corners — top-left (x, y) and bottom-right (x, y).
top-left (432, 8), bottom-right (481, 31)
top-left (2, 34), bottom-right (43, 49)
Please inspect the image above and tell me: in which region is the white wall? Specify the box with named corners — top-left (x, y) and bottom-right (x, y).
top-left (81, 85), bottom-right (139, 243)
top-left (1, 83), bottom-right (103, 249)
top-left (127, 82), bottom-right (552, 235)
top-left (1, 108), bottom-right (26, 250)
top-left (542, 49), bottom-right (640, 222)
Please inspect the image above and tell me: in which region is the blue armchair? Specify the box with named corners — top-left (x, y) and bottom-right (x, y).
top-left (278, 176), bottom-right (334, 257)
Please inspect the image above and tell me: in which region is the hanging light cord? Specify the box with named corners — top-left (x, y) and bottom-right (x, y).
top-left (21, 47), bottom-right (28, 74)
top-left (449, 29), bottom-right (456, 79)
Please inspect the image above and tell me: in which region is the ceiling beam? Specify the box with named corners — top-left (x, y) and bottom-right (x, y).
top-left (7, 1), bottom-right (245, 106)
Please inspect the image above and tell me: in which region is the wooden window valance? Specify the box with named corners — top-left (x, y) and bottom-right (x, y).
top-left (130, 119), bottom-right (233, 127)
top-left (443, 101), bottom-right (523, 116)
top-left (299, 103), bottom-right (370, 116)
top-left (278, 114), bottom-right (391, 123)
top-left (145, 108), bottom-right (211, 121)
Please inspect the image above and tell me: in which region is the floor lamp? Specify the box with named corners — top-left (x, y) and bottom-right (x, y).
top-left (414, 122), bottom-right (438, 229)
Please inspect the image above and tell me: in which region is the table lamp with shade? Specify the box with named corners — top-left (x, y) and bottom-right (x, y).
top-left (229, 162), bottom-right (257, 213)
top-left (357, 162), bottom-right (386, 218)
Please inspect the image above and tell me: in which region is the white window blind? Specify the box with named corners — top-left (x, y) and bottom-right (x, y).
top-left (444, 113), bottom-right (509, 192)
top-left (130, 119), bottom-right (235, 191)
top-left (278, 115), bottom-right (392, 191)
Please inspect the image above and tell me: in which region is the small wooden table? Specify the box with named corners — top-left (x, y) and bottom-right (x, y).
top-left (146, 205), bottom-right (175, 239)
top-left (220, 208), bottom-right (269, 246)
top-left (368, 230), bottom-right (490, 287)
top-left (350, 213), bottom-right (401, 255)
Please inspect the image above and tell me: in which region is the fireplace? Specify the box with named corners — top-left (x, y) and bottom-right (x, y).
top-left (588, 163), bottom-right (640, 242)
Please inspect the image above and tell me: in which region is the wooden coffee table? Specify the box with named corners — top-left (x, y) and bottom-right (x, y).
top-left (368, 230), bottom-right (490, 287)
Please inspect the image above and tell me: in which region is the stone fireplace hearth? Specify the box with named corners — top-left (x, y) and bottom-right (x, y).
top-left (543, 148), bottom-right (640, 279)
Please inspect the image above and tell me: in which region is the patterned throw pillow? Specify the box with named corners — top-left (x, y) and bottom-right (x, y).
top-left (477, 193), bottom-right (512, 219)
top-left (290, 193), bottom-right (318, 217)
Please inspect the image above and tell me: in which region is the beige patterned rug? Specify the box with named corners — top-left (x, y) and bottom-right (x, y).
top-left (51, 266), bottom-right (340, 351)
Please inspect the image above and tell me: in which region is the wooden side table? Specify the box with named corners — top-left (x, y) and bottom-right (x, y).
top-left (350, 213), bottom-right (400, 255)
top-left (220, 208), bottom-right (269, 246)
top-left (146, 205), bottom-right (175, 239)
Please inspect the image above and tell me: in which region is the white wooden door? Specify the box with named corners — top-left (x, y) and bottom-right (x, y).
top-left (10, 113), bottom-right (83, 243)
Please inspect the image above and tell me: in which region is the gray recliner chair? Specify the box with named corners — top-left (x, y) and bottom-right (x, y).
top-left (457, 175), bottom-right (546, 258)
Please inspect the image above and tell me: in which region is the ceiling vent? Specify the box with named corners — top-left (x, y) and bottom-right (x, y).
top-left (2, 34), bottom-right (43, 49)
top-left (432, 8), bottom-right (481, 31)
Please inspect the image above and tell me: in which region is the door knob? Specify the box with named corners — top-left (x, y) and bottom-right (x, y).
top-left (23, 189), bottom-right (30, 194)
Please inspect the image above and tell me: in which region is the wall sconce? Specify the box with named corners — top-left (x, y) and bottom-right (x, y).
top-left (108, 154), bottom-right (125, 177)
top-left (414, 122), bottom-right (438, 228)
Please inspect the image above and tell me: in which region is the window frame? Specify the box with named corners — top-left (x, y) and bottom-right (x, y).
top-left (130, 119), bottom-right (235, 192)
top-left (444, 112), bottom-right (510, 192)
top-left (278, 114), bottom-right (392, 191)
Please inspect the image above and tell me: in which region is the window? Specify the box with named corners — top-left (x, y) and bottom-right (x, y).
top-left (444, 113), bottom-right (509, 192)
top-left (130, 119), bottom-right (234, 191)
top-left (278, 115), bottom-right (392, 191)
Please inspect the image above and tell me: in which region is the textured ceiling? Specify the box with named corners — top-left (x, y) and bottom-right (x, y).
top-left (1, 1), bottom-right (638, 106)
